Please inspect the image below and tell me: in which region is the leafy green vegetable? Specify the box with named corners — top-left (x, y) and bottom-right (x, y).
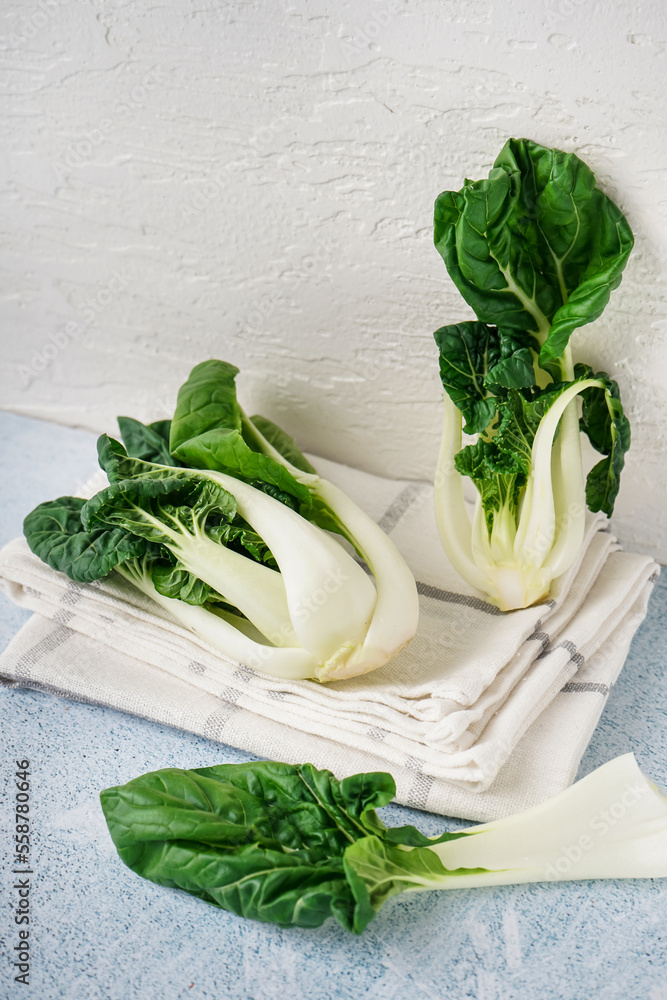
top-left (117, 416), bottom-right (178, 467)
top-left (169, 360), bottom-right (311, 504)
top-left (100, 755), bottom-right (667, 933)
top-left (173, 427), bottom-right (312, 505)
top-left (163, 360), bottom-right (420, 679)
top-left (23, 497), bottom-right (147, 582)
top-left (433, 322), bottom-right (501, 435)
top-left (433, 322), bottom-right (538, 436)
top-left (577, 364), bottom-right (631, 513)
top-left (432, 139), bottom-right (632, 609)
top-left (78, 451), bottom-right (301, 644)
top-left (23, 361), bottom-right (419, 682)
top-left (100, 761), bottom-right (393, 932)
top-left (434, 137), bottom-right (634, 372)
top-left (169, 360), bottom-right (242, 451)
top-left (150, 561), bottom-right (220, 607)
top-left (206, 517), bottom-right (277, 567)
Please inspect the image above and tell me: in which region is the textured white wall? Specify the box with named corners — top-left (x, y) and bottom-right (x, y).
top-left (1, 0), bottom-right (666, 559)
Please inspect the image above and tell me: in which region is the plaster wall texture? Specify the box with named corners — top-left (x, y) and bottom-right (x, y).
top-left (1, 0), bottom-right (666, 559)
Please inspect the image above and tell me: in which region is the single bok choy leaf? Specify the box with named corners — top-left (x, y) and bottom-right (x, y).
top-left (100, 754), bottom-right (667, 934)
top-left (432, 139), bottom-right (632, 610)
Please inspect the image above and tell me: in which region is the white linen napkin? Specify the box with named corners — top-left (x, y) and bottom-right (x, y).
top-left (0, 454), bottom-right (658, 820)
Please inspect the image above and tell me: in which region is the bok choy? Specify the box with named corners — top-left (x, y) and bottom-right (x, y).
top-left (99, 753), bottom-right (667, 933)
top-left (23, 360), bottom-right (418, 682)
top-left (432, 138), bottom-right (633, 610)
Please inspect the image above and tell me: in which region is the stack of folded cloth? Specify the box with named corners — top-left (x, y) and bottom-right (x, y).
top-left (0, 454), bottom-right (658, 821)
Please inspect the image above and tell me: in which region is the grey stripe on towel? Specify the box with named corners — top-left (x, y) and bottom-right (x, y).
top-left (404, 757), bottom-right (436, 810)
top-left (15, 624), bottom-right (74, 678)
top-left (561, 681), bottom-right (610, 695)
top-left (377, 484), bottom-right (430, 535)
top-left (416, 582), bottom-right (505, 616)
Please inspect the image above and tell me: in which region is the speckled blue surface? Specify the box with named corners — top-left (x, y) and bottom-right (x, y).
top-left (1, 412), bottom-right (666, 1000)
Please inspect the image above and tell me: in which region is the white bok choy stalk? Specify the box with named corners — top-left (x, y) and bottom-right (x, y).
top-left (116, 548), bottom-right (345, 682)
top-left (435, 370), bottom-right (626, 611)
top-left (347, 754), bottom-right (667, 901)
top-left (432, 753), bottom-right (667, 884)
top-left (237, 409), bottom-right (420, 679)
top-left (431, 138), bottom-right (633, 610)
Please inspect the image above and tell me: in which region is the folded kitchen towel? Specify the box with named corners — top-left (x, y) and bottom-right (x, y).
top-left (0, 454), bottom-right (659, 821)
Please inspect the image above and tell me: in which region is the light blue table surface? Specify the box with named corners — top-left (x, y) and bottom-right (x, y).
top-left (1, 412), bottom-right (666, 1000)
